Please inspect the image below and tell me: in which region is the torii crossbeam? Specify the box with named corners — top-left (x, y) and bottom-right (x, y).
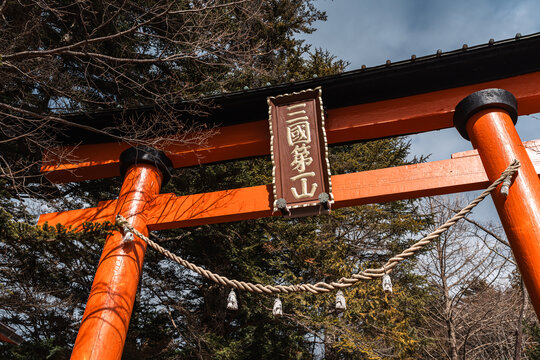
top-left (38, 34), bottom-right (540, 360)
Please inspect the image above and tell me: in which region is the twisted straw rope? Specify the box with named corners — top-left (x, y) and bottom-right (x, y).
top-left (116, 160), bottom-right (520, 295)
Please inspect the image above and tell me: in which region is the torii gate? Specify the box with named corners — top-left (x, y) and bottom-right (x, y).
top-left (38, 34), bottom-right (540, 359)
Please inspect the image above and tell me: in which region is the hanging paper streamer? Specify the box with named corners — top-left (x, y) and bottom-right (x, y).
top-left (227, 289), bottom-right (238, 310)
top-left (272, 298), bottom-right (283, 316)
top-left (382, 274), bottom-right (393, 293)
top-left (335, 290), bottom-right (346, 311)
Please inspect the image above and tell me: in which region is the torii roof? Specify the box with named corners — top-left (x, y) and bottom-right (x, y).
top-left (60, 32), bottom-right (540, 145)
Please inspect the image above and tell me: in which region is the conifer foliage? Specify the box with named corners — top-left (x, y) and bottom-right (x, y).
top-left (0, 1), bottom-right (537, 359)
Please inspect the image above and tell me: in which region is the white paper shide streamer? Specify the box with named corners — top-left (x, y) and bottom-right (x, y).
top-left (335, 290), bottom-right (346, 311)
top-left (273, 298), bottom-right (283, 316)
top-left (227, 289), bottom-right (238, 310)
top-left (382, 274), bottom-right (393, 293)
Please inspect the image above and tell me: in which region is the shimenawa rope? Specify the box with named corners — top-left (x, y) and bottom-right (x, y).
top-left (116, 160), bottom-right (520, 295)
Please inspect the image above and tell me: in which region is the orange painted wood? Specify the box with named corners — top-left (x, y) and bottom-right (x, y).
top-left (71, 163), bottom-right (163, 360)
top-left (42, 71), bottom-right (540, 183)
top-left (0, 322), bottom-right (23, 345)
top-left (42, 121), bottom-right (271, 183)
top-left (38, 139), bottom-right (540, 231)
top-left (465, 109), bottom-right (540, 321)
top-left (0, 334), bottom-right (15, 344)
top-left (39, 200), bottom-right (117, 229)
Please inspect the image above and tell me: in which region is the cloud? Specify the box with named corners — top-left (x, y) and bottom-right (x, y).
top-left (301, 0), bottom-right (540, 221)
top-left (304, 0), bottom-right (540, 68)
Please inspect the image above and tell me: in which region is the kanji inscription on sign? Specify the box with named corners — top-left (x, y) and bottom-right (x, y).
top-left (267, 87), bottom-right (333, 217)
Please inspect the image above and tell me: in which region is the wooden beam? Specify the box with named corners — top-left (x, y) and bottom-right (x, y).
top-left (41, 71), bottom-right (540, 183)
top-left (38, 140), bottom-right (540, 230)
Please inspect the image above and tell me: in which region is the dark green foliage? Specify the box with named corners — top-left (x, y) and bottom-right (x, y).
top-left (0, 138), bottom-right (431, 359)
top-left (1, 1), bottom-right (363, 358)
top-left (142, 138), bottom-right (431, 359)
top-left (526, 321), bottom-right (540, 359)
top-left (1, 4), bottom-right (434, 353)
top-left (0, 208), bottom-right (114, 359)
top-left (3, 1), bottom-right (535, 359)
top-left (0, 0), bottom-right (331, 201)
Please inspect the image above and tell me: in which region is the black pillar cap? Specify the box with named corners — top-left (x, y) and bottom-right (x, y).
top-left (119, 146), bottom-right (173, 186)
top-left (453, 88), bottom-right (518, 140)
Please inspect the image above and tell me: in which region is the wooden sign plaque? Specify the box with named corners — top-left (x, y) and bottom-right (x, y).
top-left (268, 87), bottom-right (333, 217)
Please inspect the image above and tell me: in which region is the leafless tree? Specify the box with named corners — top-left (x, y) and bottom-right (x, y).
top-left (417, 196), bottom-right (537, 359)
top-left (0, 0), bottom-right (292, 201)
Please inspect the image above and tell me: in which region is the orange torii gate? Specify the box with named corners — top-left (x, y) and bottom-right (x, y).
top-left (38, 34), bottom-right (540, 359)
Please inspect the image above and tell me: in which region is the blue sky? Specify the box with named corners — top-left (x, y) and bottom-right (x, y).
top-left (301, 0), bottom-right (540, 221)
top-left (304, 0), bottom-right (540, 70)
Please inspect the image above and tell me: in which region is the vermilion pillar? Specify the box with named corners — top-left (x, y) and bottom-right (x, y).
top-left (454, 88), bottom-right (540, 319)
top-left (71, 147), bottom-right (172, 360)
